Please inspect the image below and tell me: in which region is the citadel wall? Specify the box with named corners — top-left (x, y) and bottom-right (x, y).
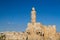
top-left (0, 7), bottom-right (59, 40)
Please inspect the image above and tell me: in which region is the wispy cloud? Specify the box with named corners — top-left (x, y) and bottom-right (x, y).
top-left (7, 22), bottom-right (20, 27)
top-left (8, 22), bottom-right (14, 25)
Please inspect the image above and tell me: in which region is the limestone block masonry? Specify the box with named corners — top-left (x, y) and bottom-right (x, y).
top-left (0, 7), bottom-right (60, 40)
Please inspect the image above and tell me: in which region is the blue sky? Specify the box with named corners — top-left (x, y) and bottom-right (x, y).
top-left (0, 0), bottom-right (60, 32)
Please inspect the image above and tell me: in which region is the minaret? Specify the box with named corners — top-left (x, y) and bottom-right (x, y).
top-left (31, 7), bottom-right (36, 24)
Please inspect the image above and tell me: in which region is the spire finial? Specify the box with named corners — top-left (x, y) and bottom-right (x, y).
top-left (32, 7), bottom-right (35, 11)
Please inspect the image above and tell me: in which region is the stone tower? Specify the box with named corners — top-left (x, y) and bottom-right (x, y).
top-left (26, 7), bottom-right (44, 40)
top-left (26, 7), bottom-right (56, 40)
top-left (31, 7), bottom-right (36, 24)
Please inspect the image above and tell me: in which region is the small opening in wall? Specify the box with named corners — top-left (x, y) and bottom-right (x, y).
top-left (36, 32), bottom-right (40, 35)
top-left (39, 32), bottom-right (40, 33)
top-left (27, 32), bottom-right (30, 35)
top-left (43, 34), bottom-right (44, 36)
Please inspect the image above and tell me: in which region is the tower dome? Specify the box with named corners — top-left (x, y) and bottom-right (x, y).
top-left (32, 7), bottom-right (35, 11)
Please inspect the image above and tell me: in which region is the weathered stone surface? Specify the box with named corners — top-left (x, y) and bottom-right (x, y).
top-left (0, 7), bottom-right (59, 40)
